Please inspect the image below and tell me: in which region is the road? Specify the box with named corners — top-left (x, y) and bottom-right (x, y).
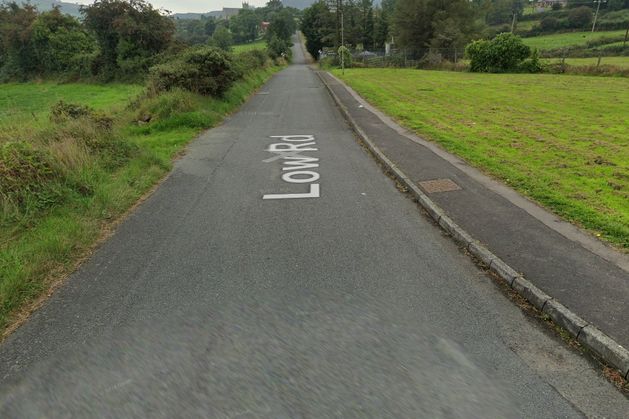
top-left (0, 40), bottom-right (627, 418)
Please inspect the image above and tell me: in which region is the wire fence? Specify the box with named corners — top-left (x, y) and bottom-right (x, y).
top-left (320, 47), bottom-right (467, 69)
top-left (319, 46), bottom-right (629, 71)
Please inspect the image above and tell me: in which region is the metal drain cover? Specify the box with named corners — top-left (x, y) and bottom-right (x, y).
top-left (417, 178), bottom-right (461, 193)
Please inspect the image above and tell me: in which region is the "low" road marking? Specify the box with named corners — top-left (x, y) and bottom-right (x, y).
top-left (263, 135), bottom-right (320, 200)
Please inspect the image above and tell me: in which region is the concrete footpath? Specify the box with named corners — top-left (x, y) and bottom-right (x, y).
top-left (318, 71), bottom-right (629, 378)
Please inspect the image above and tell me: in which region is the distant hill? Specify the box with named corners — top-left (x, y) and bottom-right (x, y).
top-left (172, 8), bottom-right (241, 20)
top-left (281, 0), bottom-right (316, 9)
top-left (281, 0), bottom-right (380, 10)
top-left (1, 0), bottom-right (83, 16)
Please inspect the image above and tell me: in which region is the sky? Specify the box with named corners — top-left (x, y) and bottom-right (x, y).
top-left (67, 0), bottom-right (268, 14)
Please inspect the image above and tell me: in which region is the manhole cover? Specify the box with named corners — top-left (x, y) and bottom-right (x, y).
top-left (417, 178), bottom-right (461, 193)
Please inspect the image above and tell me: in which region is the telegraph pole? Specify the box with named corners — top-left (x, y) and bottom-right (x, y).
top-left (341, 8), bottom-right (345, 74)
top-left (511, 10), bottom-right (517, 33)
top-left (592, 0), bottom-right (606, 33)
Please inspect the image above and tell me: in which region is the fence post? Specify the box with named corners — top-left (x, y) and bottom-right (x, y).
top-left (560, 49), bottom-right (567, 73)
top-left (597, 50), bottom-right (602, 68)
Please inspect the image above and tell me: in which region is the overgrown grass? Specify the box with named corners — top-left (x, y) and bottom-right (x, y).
top-left (0, 65), bottom-right (280, 331)
top-left (0, 84), bottom-right (143, 138)
top-left (332, 68), bottom-right (629, 249)
top-left (233, 40), bottom-right (267, 53)
top-left (522, 30), bottom-right (627, 50)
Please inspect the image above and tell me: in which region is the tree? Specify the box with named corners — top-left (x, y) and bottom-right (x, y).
top-left (373, 7), bottom-right (389, 48)
top-left (301, 1), bottom-right (335, 59)
top-left (394, 0), bottom-right (482, 58)
top-left (31, 8), bottom-right (96, 74)
top-left (485, 0), bottom-right (523, 26)
top-left (0, 3), bottom-right (38, 77)
top-left (267, 8), bottom-right (296, 42)
top-left (230, 8), bottom-right (260, 44)
top-left (607, 0), bottom-right (629, 10)
top-left (82, 0), bottom-right (174, 78)
top-left (211, 26), bottom-right (233, 51)
top-left (360, 0), bottom-right (374, 49)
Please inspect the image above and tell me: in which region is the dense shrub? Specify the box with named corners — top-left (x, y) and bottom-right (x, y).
top-left (518, 49), bottom-right (543, 73)
top-left (134, 88), bottom-right (198, 122)
top-left (235, 49), bottom-right (269, 73)
top-left (149, 46), bottom-right (239, 97)
top-left (540, 17), bottom-right (561, 32)
top-left (466, 33), bottom-right (531, 73)
top-left (50, 101), bottom-right (114, 131)
top-left (82, 0), bottom-right (175, 80)
top-left (568, 7), bottom-right (593, 29)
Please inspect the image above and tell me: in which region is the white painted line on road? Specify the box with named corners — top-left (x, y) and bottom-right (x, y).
top-left (263, 184), bottom-right (320, 200)
top-left (263, 135), bottom-right (321, 200)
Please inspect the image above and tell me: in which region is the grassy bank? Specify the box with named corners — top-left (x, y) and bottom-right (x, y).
top-left (332, 68), bottom-right (629, 249)
top-left (0, 66), bottom-right (280, 332)
top-left (543, 56), bottom-right (629, 68)
top-left (0, 84), bottom-right (143, 137)
top-left (521, 30), bottom-right (627, 50)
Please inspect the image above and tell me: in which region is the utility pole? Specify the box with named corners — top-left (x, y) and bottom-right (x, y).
top-left (341, 8), bottom-right (345, 75)
top-left (511, 10), bottom-right (517, 33)
top-left (592, 0), bottom-right (606, 33)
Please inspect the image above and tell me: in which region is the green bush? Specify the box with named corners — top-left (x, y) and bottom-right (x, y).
top-left (540, 17), bottom-right (561, 32)
top-left (568, 6), bottom-right (593, 29)
top-left (134, 88), bottom-right (198, 121)
top-left (235, 49), bottom-right (269, 73)
top-left (149, 46), bottom-right (238, 97)
top-left (519, 49), bottom-right (543, 73)
top-left (466, 33), bottom-right (531, 73)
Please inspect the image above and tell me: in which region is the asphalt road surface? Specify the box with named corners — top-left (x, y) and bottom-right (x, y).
top-left (0, 40), bottom-right (627, 418)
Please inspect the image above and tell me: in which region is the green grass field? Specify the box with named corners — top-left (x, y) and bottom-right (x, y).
top-left (0, 66), bottom-right (280, 332)
top-left (515, 20), bottom-right (538, 31)
top-left (332, 68), bottom-right (629, 249)
top-left (0, 83), bottom-right (143, 139)
top-left (233, 40), bottom-right (266, 53)
top-left (521, 30), bottom-right (627, 50)
top-left (543, 56), bottom-right (629, 67)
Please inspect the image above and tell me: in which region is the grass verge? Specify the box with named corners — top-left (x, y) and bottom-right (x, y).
top-left (521, 30), bottom-right (627, 50)
top-left (0, 65), bottom-right (281, 333)
top-left (332, 68), bottom-right (629, 249)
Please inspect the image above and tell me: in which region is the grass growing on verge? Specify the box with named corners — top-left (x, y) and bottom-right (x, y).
top-left (332, 68), bottom-right (629, 249)
top-left (0, 66), bottom-right (280, 331)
